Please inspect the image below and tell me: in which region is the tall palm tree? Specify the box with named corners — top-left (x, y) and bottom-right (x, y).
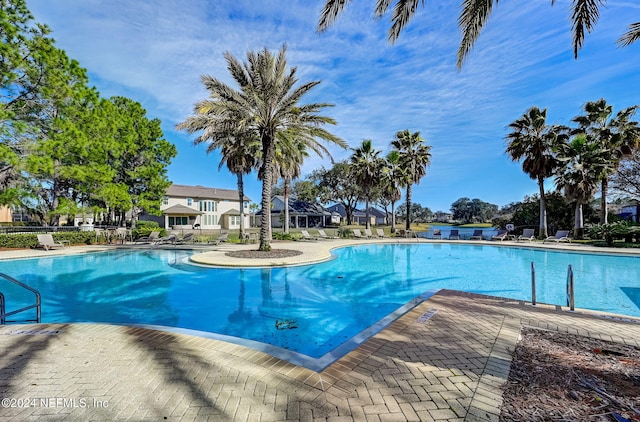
top-left (391, 130), bottom-right (431, 231)
top-left (317, 0), bottom-right (639, 68)
top-left (572, 99), bottom-right (640, 224)
top-left (350, 139), bottom-right (385, 230)
top-left (178, 46), bottom-right (343, 251)
top-left (381, 150), bottom-right (405, 233)
top-left (506, 107), bottom-right (568, 238)
top-left (555, 134), bottom-right (606, 239)
top-left (175, 107), bottom-right (259, 239)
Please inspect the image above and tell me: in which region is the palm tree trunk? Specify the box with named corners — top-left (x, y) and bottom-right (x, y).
top-left (538, 178), bottom-right (548, 238)
top-left (405, 185), bottom-right (412, 231)
top-left (391, 200), bottom-right (396, 233)
top-left (600, 178), bottom-right (609, 224)
top-left (284, 176), bottom-right (290, 234)
top-left (574, 201), bottom-right (584, 239)
top-left (236, 172), bottom-right (245, 240)
top-left (365, 196), bottom-right (370, 230)
top-left (259, 134), bottom-right (274, 251)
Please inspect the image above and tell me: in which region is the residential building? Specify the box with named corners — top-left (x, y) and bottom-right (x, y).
top-left (151, 184), bottom-right (250, 230)
top-left (262, 196), bottom-right (339, 228)
top-left (619, 201), bottom-right (640, 223)
top-left (326, 203), bottom-right (383, 226)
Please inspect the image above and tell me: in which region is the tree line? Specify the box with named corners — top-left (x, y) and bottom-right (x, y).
top-left (506, 101), bottom-right (640, 238)
top-left (1, 0), bottom-right (176, 226)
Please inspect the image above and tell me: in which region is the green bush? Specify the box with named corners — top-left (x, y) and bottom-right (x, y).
top-left (272, 231), bottom-right (295, 241)
top-left (337, 228), bottom-right (353, 238)
top-left (587, 221), bottom-right (634, 246)
top-left (0, 232), bottom-right (97, 249)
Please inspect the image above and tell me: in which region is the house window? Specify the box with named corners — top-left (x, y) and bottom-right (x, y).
top-left (230, 215), bottom-right (240, 225)
top-left (187, 198), bottom-right (193, 206)
top-left (243, 201), bottom-right (248, 209)
top-left (199, 201), bottom-right (217, 212)
top-left (168, 216), bottom-right (189, 226)
top-left (162, 196), bottom-right (168, 205)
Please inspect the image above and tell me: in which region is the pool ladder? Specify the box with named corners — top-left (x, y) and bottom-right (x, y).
top-left (530, 262), bottom-right (575, 311)
top-left (0, 273), bottom-right (41, 325)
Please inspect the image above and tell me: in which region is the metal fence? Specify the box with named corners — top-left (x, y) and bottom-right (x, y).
top-left (0, 226), bottom-right (81, 235)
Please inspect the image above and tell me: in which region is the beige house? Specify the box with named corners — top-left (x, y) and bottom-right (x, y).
top-left (160, 184), bottom-right (250, 230)
top-left (0, 206), bottom-right (12, 223)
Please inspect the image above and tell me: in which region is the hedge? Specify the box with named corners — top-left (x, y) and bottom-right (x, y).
top-left (0, 232), bottom-right (98, 249)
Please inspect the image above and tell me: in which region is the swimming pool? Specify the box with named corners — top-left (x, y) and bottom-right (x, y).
top-left (1, 244), bottom-right (639, 369)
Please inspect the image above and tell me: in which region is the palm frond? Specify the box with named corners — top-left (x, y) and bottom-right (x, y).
top-left (318, 0), bottom-right (351, 32)
top-left (388, 0), bottom-right (425, 42)
top-left (374, 0), bottom-right (393, 17)
top-left (617, 22), bottom-right (640, 47)
top-left (570, 0), bottom-right (603, 59)
top-left (457, 0), bottom-right (496, 69)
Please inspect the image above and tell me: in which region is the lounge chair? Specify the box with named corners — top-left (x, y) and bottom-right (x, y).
top-left (376, 228), bottom-right (386, 238)
top-left (209, 232), bottom-right (229, 245)
top-left (448, 229), bottom-right (460, 240)
top-left (135, 231), bottom-right (160, 243)
top-left (364, 228), bottom-right (374, 238)
top-left (543, 230), bottom-right (571, 243)
top-left (175, 233), bottom-right (194, 244)
top-left (491, 229), bottom-right (511, 241)
top-left (154, 233), bottom-right (177, 245)
top-left (318, 229), bottom-right (337, 239)
top-left (36, 234), bottom-right (67, 251)
top-left (352, 229), bottom-right (365, 239)
top-left (517, 228), bottom-right (536, 242)
top-left (300, 230), bottom-right (317, 241)
top-left (470, 229), bottom-right (484, 240)
top-left (432, 229), bottom-right (442, 239)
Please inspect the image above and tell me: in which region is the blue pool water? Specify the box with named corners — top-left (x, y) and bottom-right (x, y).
top-left (1, 244), bottom-right (639, 363)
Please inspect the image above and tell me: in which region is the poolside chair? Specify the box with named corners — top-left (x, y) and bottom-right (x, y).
top-left (209, 232), bottom-right (229, 245)
top-left (175, 232), bottom-right (194, 244)
top-left (36, 234), bottom-right (67, 251)
top-left (376, 228), bottom-right (386, 238)
top-left (543, 230), bottom-right (571, 243)
top-left (517, 228), bottom-right (536, 242)
top-left (432, 229), bottom-right (442, 239)
top-left (352, 229), bottom-right (365, 239)
top-left (135, 231), bottom-right (160, 244)
top-left (491, 229), bottom-right (510, 241)
top-left (448, 229), bottom-right (460, 240)
top-left (300, 230), bottom-right (317, 241)
top-left (154, 233), bottom-right (177, 245)
top-left (364, 228), bottom-right (374, 238)
top-left (318, 229), bottom-right (337, 239)
top-left (470, 229), bottom-right (484, 240)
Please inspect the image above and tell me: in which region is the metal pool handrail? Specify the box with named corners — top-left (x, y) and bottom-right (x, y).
top-left (566, 264), bottom-right (575, 311)
top-left (0, 273), bottom-right (41, 324)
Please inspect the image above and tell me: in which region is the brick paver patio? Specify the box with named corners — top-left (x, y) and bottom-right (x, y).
top-left (2, 289), bottom-right (639, 421)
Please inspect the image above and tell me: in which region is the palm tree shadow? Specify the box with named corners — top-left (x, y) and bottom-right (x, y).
top-left (0, 324), bottom-right (70, 395)
top-left (122, 327), bottom-right (223, 417)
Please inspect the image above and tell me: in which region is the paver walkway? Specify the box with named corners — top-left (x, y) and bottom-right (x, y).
top-left (2, 289), bottom-right (639, 421)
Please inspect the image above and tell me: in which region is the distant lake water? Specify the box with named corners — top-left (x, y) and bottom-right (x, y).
top-left (418, 225), bottom-right (499, 240)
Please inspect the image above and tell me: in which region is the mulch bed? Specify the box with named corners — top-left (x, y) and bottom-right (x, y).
top-left (500, 327), bottom-right (640, 421)
top-left (225, 249), bottom-right (303, 259)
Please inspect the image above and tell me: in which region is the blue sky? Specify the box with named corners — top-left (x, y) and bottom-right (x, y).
top-left (28, 1), bottom-right (640, 213)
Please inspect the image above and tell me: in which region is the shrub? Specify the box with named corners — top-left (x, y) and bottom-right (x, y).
top-left (337, 228), bottom-right (353, 238)
top-left (0, 232), bottom-right (97, 249)
top-left (272, 231), bottom-right (295, 241)
top-left (587, 221), bottom-right (631, 246)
